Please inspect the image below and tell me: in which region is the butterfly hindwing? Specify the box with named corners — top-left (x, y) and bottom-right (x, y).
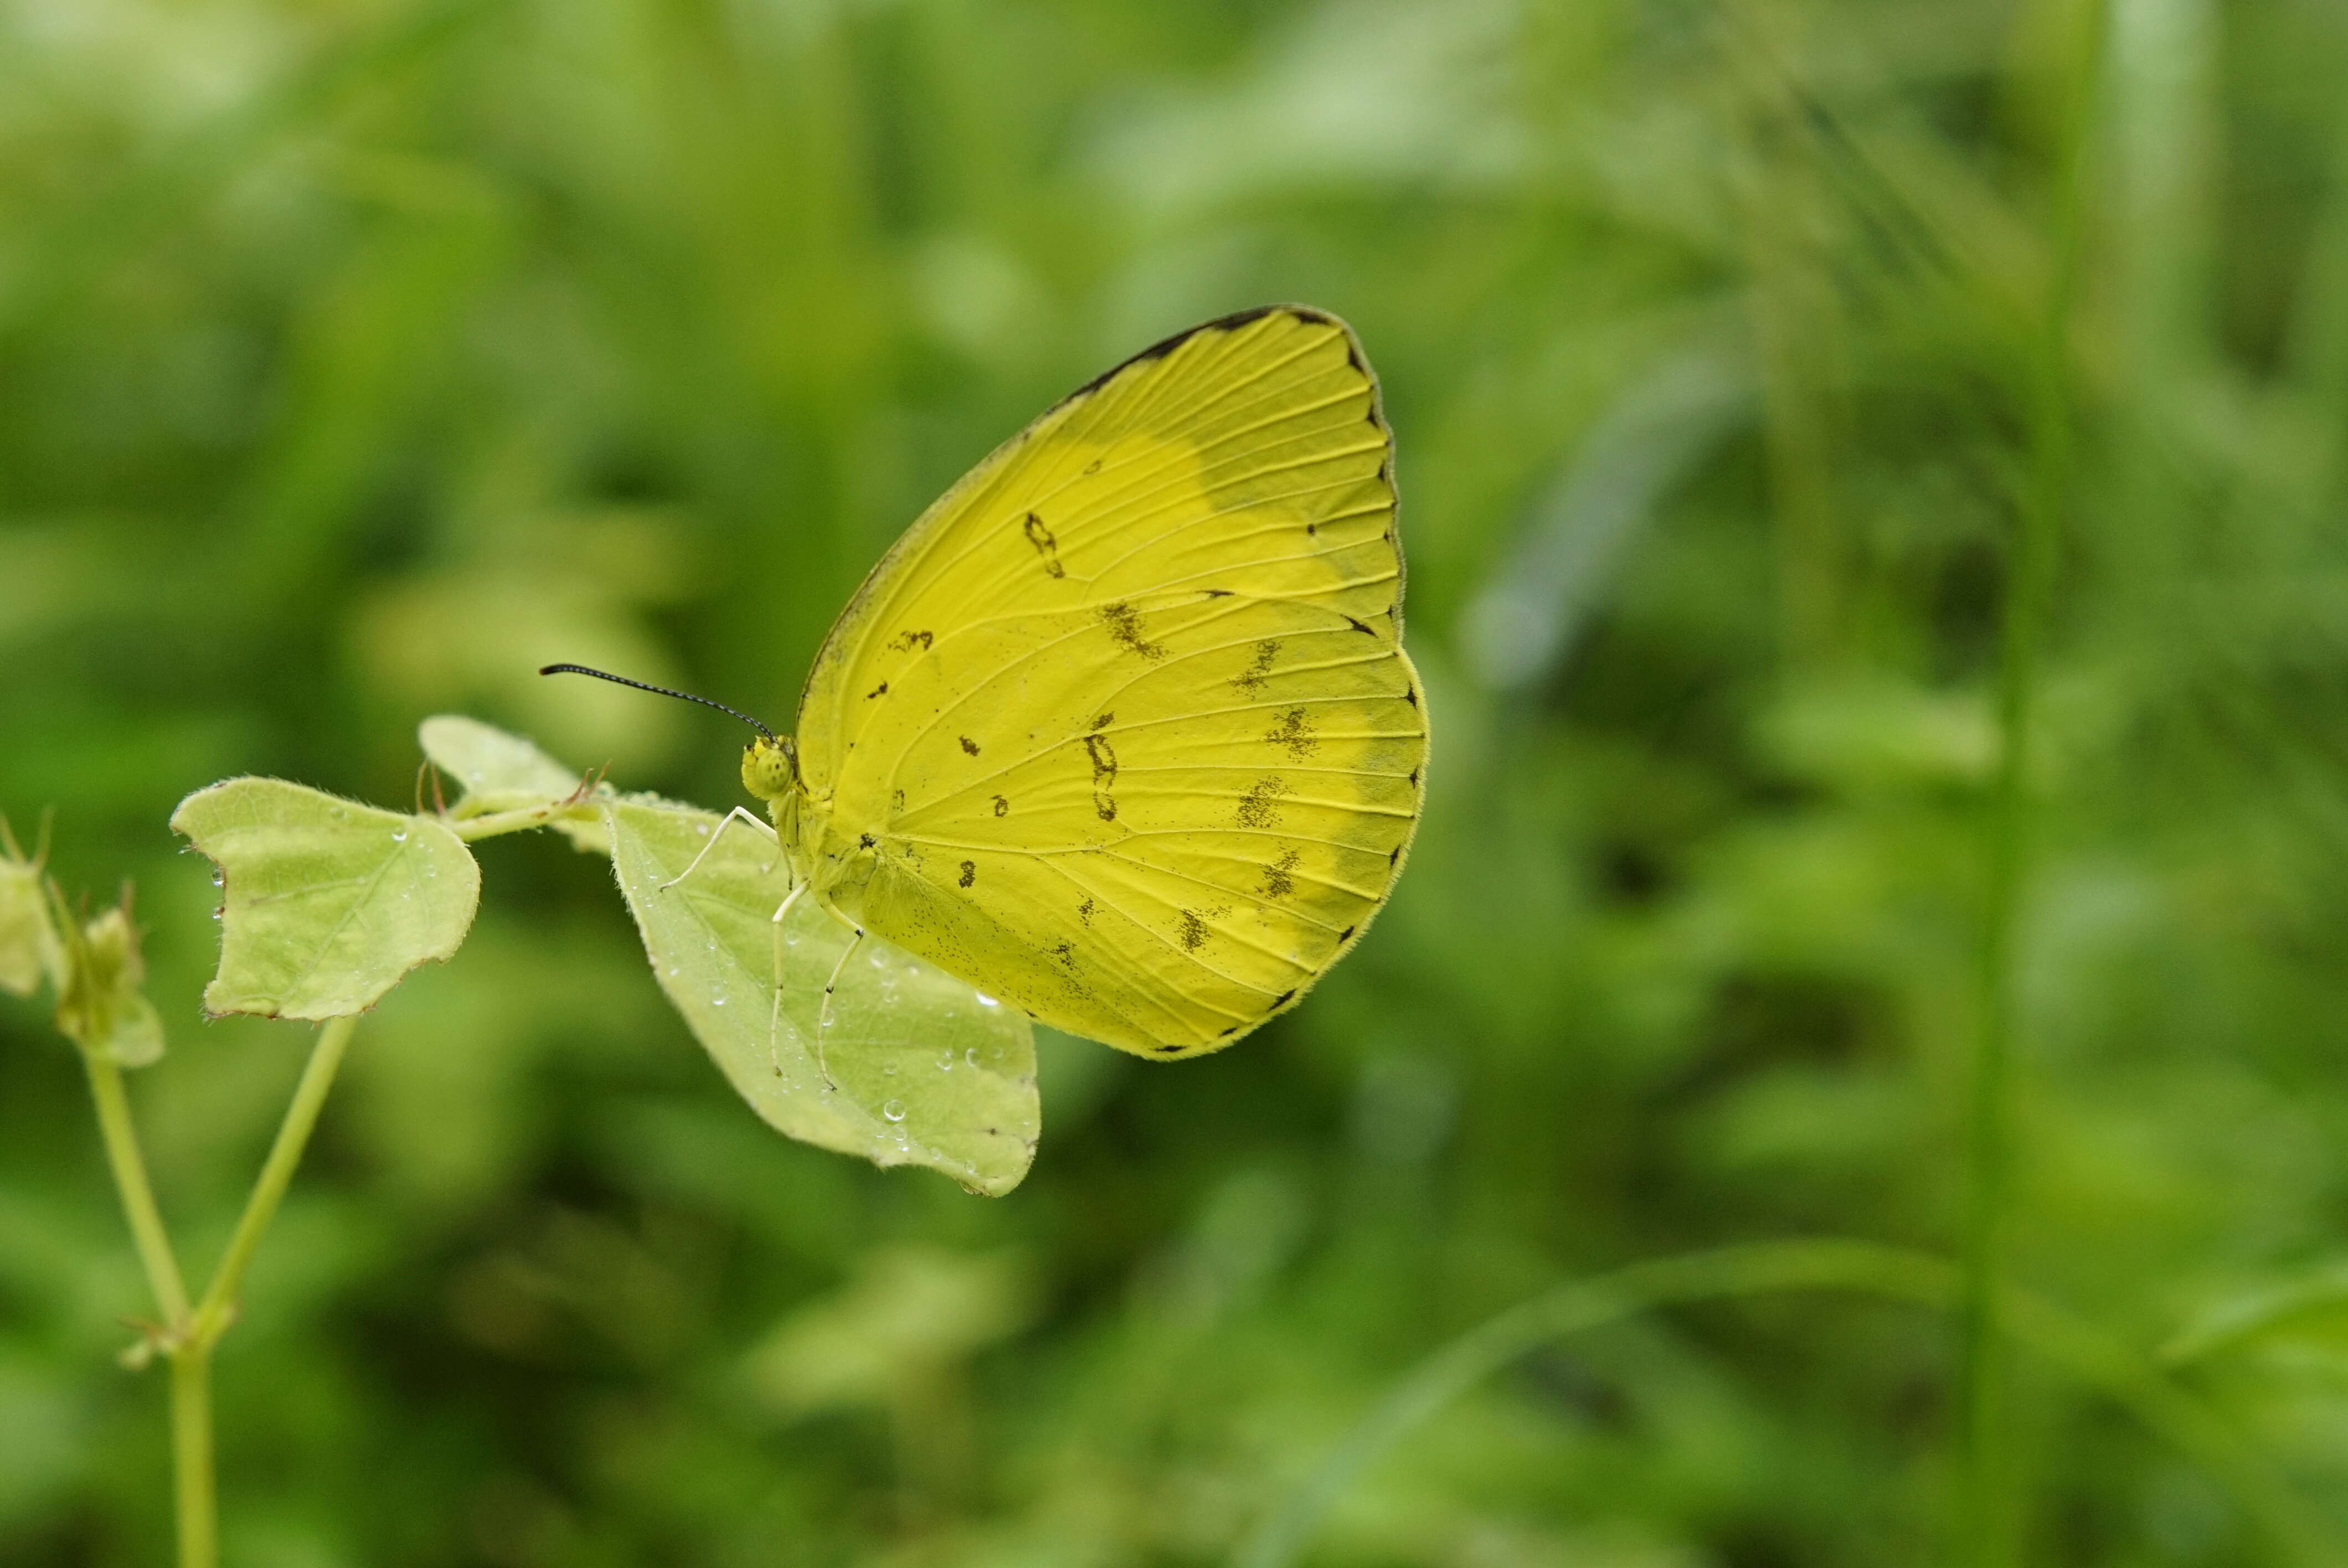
top-left (794, 306), bottom-right (1424, 1055)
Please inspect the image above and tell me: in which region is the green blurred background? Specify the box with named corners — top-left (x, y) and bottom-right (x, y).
top-left (8, 0), bottom-right (2348, 1562)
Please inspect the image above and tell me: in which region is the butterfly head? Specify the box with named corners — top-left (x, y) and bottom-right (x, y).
top-left (741, 734), bottom-right (799, 803)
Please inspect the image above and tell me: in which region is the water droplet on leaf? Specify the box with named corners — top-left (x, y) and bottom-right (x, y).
top-left (882, 1100), bottom-right (906, 1122)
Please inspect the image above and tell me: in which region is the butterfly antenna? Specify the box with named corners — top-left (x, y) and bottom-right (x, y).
top-left (539, 664), bottom-right (779, 742)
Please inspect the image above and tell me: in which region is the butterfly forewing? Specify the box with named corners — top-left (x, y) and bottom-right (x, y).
top-left (794, 306), bottom-right (1425, 1056)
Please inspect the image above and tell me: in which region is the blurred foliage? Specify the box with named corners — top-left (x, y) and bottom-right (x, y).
top-left (6, 0), bottom-right (2348, 1563)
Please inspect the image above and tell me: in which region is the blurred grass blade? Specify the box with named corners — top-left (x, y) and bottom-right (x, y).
top-left (418, 715), bottom-right (607, 853)
top-left (744, 1246), bottom-right (1037, 1415)
top-left (2160, 1267), bottom-right (2348, 1366)
top-left (1462, 344), bottom-right (1750, 692)
top-left (172, 778), bottom-right (480, 1019)
top-left (604, 797), bottom-right (1038, 1196)
top-left (0, 0), bottom-right (512, 341)
top-left (1237, 1239), bottom-right (2338, 1568)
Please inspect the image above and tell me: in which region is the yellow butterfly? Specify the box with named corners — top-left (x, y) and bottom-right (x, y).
top-left (549, 305), bottom-right (1426, 1059)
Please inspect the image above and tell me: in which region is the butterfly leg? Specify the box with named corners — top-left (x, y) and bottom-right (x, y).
top-left (660, 806), bottom-right (779, 892)
top-left (765, 881), bottom-right (807, 1076)
top-left (814, 924), bottom-right (864, 1090)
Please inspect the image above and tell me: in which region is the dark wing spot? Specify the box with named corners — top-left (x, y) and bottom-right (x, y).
top-left (1403, 687), bottom-right (1418, 707)
top-left (858, 833), bottom-right (877, 849)
top-left (891, 790), bottom-right (904, 812)
top-left (1345, 615), bottom-right (1376, 636)
top-left (957, 860), bottom-right (975, 888)
top-left (1266, 706), bottom-right (1317, 760)
top-left (1091, 711), bottom-right (1114, 730)
top-left (1049, 941), bottom-right (1075, 968)
top-left (865, 680), bottom-right (888, 699)
top-left (1098, 601), bottom-right (1166, 661)
top-left (1082, 458), bottom-right (1103, 476)
top-left (1258, 848), bottom-right (1300, 900)
top-left (1077, 897), bottom-right (1095, 927)
top-left (1388, 845), bottom-right (1400, 866)
top-left (1338, 924), bottom-right (1356, 942)
top-left (889, 629), bottom-right (934, 653)
top-left (960, 735), bottom-right (980, 756)
top-left (1156, 1043), bottom-right (1185, 1053)
top-left (1305, 522), bottom-right (1318, 537)
top-left (992, 794), bottom-right (1010, 817)
top-left (1217, 1027), bottom-right (1238, 1039)
top-left (1084, 733), bottom-right (1119, 822)
top-left (1273, 988), bottom-right (1295, 1007)
top-left (1203, 587), bottom-right (1233, 598)
top-left (1408, 766), bottom-right (1422, 787)
top-left (1232, 638), bottom-right (1280, 696)
top-left (1235, 776), bottom-right (1290, 829)
top-left (1178, 910), bottom-right (1209, 950)
top-left (1022, 512), bottom-right (1066, 578)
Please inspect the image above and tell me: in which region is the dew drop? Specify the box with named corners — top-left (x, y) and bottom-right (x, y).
top-left (868, 950), bottom-right (887, 969)
top-left (210, 869), bottom-right (224, 887)
top-left (210, 906), bottom-right (223, 921)
top-left (328, 807), bottom-right (346, 820)
top-left (937, 1049), bottom-right (954, 1072)
top-left (965, 1047), bottom-right (981, 1069)
top-left (390, 827), bottom-right (408, 843)
top-left (881, 1099), bottom-right (906, 1122)
top-left (974, 992), bottom-right (999, 1008)
top-left (711, 993), bottom-right (728, 1008)
top-left (882, 1061), bottom-right (898, 1077)
top-left (695, 823), bottom-right (710, 837)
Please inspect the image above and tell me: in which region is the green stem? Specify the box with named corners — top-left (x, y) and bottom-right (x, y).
top-left (447, 800), bottom-right (600, 843)
top-left (189, 1014), bottom-right (358, 1346)
top-left (149, 1014), bottom-right (358, 1568)
top-left (170, 1350), bottom-right (215, 1568)
top-left (1959, 12), bottom-right (2102, 1563)
top-left (80, 1051), bottom-right (191, 1328)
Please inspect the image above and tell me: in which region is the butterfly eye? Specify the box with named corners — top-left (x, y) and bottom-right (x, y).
top-left (739, 737), bottom-right (798, 803)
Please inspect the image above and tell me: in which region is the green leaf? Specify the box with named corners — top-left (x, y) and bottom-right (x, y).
top-left (604, 796), bottom-right (1038, 1196)
top-left (172, 778), bottom-right (481, 1020)
top-left (0, 852), bottom-right (56, 997)
top-left (417, 714), bottom-right (609, 853)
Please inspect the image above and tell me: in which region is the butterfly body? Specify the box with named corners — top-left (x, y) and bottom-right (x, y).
top-left (738, 306), bottom-right (1425, 1059)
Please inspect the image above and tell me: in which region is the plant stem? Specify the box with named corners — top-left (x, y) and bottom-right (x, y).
top-left (81, 1051), bottom-right (191, 1327)
top-left (190, 1014), bottom-right (358, 1344)
top-left (138, 1013), bottom-right (359, 1568)
top-left (1959, 12), bottom-right (2103, 1563)
top-left (447, 800), bottom-right (601, 842)
top-left (171, 1349), bottom-right (215, 1568)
